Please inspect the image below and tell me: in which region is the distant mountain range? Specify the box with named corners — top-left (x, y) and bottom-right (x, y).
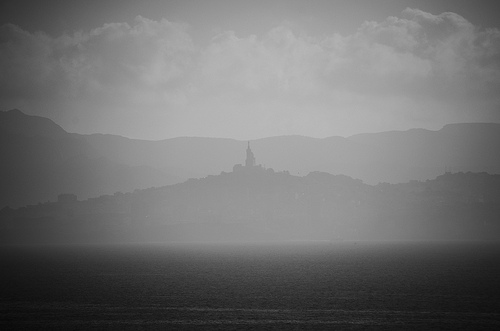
top-left (2, 108), bottom-right (500, 208)
top-left (0, 109), bottom-right (178, 208)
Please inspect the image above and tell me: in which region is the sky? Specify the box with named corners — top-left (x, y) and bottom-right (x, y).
top-left (1, 0), bottom-right (500, 140)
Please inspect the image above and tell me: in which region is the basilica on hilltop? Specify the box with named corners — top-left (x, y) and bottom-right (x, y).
top-left (232, 142), bottom-right (265, 173)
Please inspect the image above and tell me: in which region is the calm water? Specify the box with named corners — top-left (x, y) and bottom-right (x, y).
top-left (1, 241), bottom-right (500, 330)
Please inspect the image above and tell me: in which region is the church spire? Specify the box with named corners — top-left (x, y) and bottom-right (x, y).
top-left (245, 141), bottom-right (256, 167)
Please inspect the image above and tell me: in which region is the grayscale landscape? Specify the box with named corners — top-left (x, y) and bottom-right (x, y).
top-left (1, 0), bottom-right (500, 329)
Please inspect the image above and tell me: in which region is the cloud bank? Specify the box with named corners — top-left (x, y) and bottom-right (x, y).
top-left (1, 9), bottom-right (499, 139)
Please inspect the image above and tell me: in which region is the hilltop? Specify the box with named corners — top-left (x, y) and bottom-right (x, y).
top-left (2, 157), bottom-right (499, 242)
top-left (2, 109), bottom-right (500, 209)
top-left (0, 109), bottom-right (179, 208)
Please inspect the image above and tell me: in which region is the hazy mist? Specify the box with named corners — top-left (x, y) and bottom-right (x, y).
top-left (3, 2), bottom-right (500, 328)
top-left (2, 0), bottom-right (500, 244)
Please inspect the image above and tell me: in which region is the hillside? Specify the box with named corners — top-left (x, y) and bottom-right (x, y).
top-left (2, 168), bottom-right (499, 243)
top-left (2, 109), bottom-right (500, 208)
top-left (84, 123), bottom-right (500, 184)
top-left (0, 110), bottom-right (178, 208)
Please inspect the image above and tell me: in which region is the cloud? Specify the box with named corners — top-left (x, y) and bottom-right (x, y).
top-left (191, 9), bottom-right (500, 137)
top-left (0, 16), bottom-right (195, 134)
top-left (1, 9), bottom-right (499, 139)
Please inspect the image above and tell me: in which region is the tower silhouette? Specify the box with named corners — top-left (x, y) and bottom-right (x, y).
top-left (245, 141), bottom-right (256, 167)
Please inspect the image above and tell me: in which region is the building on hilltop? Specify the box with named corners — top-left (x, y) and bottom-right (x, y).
top-left (233, 141), bottom-right (264, 173)
top-left (245, 141), bottom-right (256, 167)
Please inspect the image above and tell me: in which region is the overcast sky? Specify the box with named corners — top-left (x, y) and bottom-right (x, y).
top-left (1, 0), bottom-right (499, 140)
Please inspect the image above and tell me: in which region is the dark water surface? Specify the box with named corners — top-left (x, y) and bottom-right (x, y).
top-left (1, 241), bottom-right (500, 329)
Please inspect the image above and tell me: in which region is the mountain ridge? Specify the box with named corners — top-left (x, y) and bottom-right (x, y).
top-left (0, 109), bottom-right (179, 208)
top-left (2, 109), bottom-right (500, 208)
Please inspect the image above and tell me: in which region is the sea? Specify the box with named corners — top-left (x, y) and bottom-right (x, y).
top-left (1, 241), bottom-right (500, 330)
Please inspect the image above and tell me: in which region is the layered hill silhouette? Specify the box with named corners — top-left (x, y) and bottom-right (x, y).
top-left (2, 108), bottom-right (500, 208)
top-left (0, 109), bottom-right (178, 208)
top-left (2, 168), bottom-right (499, 242)
top-left (84, 123), bottom-right (500, 186)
